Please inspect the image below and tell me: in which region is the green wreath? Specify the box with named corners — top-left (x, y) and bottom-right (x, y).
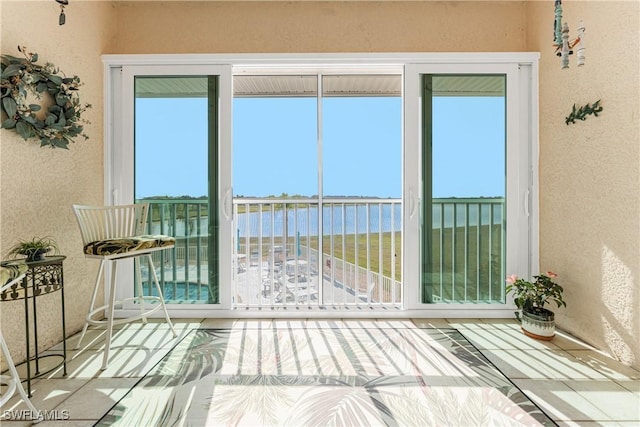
top-left (1, 46), bottom-right (91, 149)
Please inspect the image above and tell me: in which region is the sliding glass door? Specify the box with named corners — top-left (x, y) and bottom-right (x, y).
top-left (114, 64), bottom-right (232, 309)
top-left (404, 63), bottom-right (534, 312)
top-left (232, 75), bottom-right (319, 307)
top-left (421, 74), bottom-right (506, 303)
top-left (105, 54), bottom-right (537, 316)
top-left (231, 73), bottom-right (403, 309)
top-left (134, 75), bottom-right (219, 303)
top-left (321, 75), bottom-right (402, 307)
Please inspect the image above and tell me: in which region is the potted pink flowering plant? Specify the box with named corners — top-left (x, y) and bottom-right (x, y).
top-left (505, 271), bottom-right (566, 340)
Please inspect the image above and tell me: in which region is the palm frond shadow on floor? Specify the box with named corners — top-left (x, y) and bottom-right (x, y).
top-left (96, 327), bottom-right (554, 426)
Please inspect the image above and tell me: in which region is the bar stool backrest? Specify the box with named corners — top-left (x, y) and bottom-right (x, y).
top-left (73, 203), bottom-right (149, 246)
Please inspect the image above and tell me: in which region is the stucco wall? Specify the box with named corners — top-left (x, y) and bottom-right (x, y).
top-left (111, 1), bottom-right (527, 53)
top-left (0, 1), bottom-right (114, 366)
top-left (527, 0), bottom-right (639, 368)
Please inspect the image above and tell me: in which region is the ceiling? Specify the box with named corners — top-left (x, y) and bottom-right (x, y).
top-left (135, 74), bottom-right (505, 98)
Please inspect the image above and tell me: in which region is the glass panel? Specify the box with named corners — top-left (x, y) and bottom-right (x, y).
top-left (232, 75), bottom-right (319, 306)
top-left (233, 79), bottom-right (318, 199)
top-left (134, 75), bottom-right (217, 303)
top-left (322, 75), bottom-right (402, 306)
top-left (231, 74), bottom-right (402, 308)
top-left (422, 75), bottom-right (506, 304)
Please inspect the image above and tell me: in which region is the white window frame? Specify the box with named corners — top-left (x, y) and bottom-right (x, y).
top-left (103, 53), bottom-right (538, 319)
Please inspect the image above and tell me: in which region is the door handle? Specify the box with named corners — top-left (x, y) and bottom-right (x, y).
top-left (409, 188), bottom-right (417, 219)
top-left (223, 188), bottom-right (232, 220)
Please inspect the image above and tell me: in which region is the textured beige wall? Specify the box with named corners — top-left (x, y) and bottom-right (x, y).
top-left (527, 1), bottom-right (639, 368)
top-left (0, 1), bottom-right (114, 365)
top-left (110, 1), bottom-right (527, 53)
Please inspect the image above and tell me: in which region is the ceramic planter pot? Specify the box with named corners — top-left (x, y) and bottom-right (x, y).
top-left (520, 307), bottom-right (555, 340)
top-left (26, 249), bottom-right (50, 262)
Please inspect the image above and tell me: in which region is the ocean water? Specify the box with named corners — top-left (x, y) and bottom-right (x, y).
top-left (148, 200), bottom-right (504, 238)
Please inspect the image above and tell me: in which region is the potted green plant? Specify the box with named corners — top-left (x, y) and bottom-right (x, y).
top-left (505, 271), bottom-right (566, 340)
top-left (6, 236), bottom-right (59, 262)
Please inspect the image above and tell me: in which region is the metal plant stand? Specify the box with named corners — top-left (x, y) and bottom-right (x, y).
top-left (0, 255), bottom-right (67, 397)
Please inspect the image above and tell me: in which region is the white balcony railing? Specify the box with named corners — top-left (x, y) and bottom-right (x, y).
top-left (232, 198), bottom-right (402, 309)
top-left (138, 197), bottom-right (504, 308)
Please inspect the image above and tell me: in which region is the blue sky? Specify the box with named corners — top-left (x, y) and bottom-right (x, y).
top-left (233, 96), bottom-right (402, 198)
top-left (432, 97), bottom-right (505, 198)
top-left (135, 95), bottom-right (504, 199)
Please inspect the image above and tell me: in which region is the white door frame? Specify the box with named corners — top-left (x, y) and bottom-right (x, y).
top-left (103, 52), bottom-right (538, 318)
top-left (403, 61), bottom-right (539, 316)
top-left (104, 62), bottom-right (233, 312)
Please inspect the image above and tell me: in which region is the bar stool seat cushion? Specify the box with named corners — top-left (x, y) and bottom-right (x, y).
top-left (82, 235), bottom-right (175, 256)
top-left (0, 261), bottom-right (28, 287)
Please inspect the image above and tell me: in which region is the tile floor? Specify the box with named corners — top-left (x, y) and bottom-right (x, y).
top-left (1, 318), bottom-right (639, 426)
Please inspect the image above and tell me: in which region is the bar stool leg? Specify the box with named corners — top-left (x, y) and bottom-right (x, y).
top-left (101, 261), bottom-right (119, 371)
top-left (147, 254), bottom-right (177, 338)
top-left (134, 257), bottom-right (146, 323)
top-left (75, 260), bottom-right (105, 350)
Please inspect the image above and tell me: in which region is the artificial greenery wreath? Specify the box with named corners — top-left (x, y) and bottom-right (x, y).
top-left (0, 46), bottom-right (91, 149)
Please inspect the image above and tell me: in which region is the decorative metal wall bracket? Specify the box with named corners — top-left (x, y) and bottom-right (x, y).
top-left (565, 100), bottom-right (603, 125)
